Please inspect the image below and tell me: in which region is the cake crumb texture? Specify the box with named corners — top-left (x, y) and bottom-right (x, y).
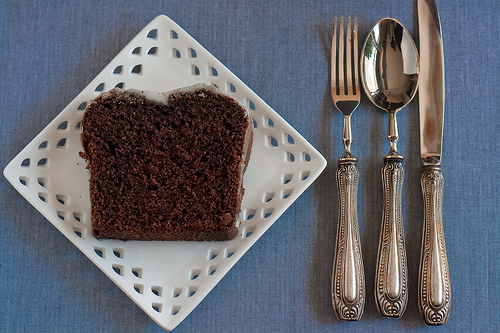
top-left (80, 86), bottom-right (251, 241)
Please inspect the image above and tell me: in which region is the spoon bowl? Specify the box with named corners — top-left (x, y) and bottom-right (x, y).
top-left (360, 17), bottom-right (419, 318)
top-left (361, 18), bottom-right (419, 115)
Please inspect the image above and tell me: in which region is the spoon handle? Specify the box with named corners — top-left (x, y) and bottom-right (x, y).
top-left (375, 156), bottom-right (408, 317)
top-left (332, 157), bottom-right (365, 320)
top-left (418, 165), bottom-right (451, 324)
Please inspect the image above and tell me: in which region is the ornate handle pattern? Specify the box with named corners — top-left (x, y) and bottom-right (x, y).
top-left (419, 165), bottom-right (451, 325)
top-left (375, 157), bottom-right (408, 317)
top-left (332, 158), bottom-right (365, 321)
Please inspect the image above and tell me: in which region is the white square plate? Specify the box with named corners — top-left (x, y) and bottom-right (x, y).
top-left (3, 15), bottom-right (327, 330)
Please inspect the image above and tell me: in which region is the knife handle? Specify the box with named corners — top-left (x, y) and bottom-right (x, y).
top-left (419, 165), bottom-right (451, 325)
top-left (332, 158), bottom-right (365, 320)
top-left (375, 156), bottom-right (408, 317)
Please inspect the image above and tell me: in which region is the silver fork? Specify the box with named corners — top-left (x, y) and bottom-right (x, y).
top-left (330, 16), bottom-right (365, 321)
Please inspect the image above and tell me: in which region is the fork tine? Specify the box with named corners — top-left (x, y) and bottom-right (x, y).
top-left (331, 16), bottom-right (360, 110)
top-left (353, 17), bottom-right (359, 96)
top-left (331, 17), bottom-right (337, 95)
top-left (346, 17), bottom-right (352, 95)
top-left (338, 17), bottom-right (344, 94)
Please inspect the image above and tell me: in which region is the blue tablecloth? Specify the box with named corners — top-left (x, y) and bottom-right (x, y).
top-left (1, 0), bottom-right (498, 332)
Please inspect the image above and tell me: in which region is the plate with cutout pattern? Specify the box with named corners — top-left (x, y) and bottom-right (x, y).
top-left (3, 15), bottom-right (327, 330)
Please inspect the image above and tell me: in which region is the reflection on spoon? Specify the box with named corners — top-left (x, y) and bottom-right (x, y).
top-left (360, 17), bottom-right (419, 318)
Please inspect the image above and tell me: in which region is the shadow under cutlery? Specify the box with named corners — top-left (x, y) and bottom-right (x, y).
top-left (308, 19), bottom-right (338, 324)
top-left (359, 98), bottom-right (384, 321)
top-left (400, 4), bottom-right (427, 327)
top-left (357, 19), bottom-right (384, 322)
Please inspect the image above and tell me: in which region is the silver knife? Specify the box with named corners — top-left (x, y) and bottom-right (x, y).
top-left (417, 0), bottom-right (451, 325)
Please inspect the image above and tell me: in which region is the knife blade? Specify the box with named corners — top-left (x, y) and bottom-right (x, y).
top-left (417, 0), bottom-right (451, 325)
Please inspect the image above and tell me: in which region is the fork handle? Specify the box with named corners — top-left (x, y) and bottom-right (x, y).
top-left (375, 156), bottom-right (408, 317)
top-left (332, 157), bottom-right (365, 320)
top-left (419, 165), bottom-right (451, 325)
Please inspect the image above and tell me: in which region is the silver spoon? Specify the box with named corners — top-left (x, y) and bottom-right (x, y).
top-left (360, 17), bottom-right (419, 318)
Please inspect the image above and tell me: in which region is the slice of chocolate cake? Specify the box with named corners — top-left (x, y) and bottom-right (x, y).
top-left (80, 84), bottom-right (252, 241)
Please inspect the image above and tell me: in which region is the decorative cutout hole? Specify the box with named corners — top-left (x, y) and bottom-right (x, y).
top-left (252, 118), bottom-right (257, 128)
top-left (131, 267), bottom-right (143, 278)
top-left (209, 66), bottom-right (218, 76)
top-left (245, 208), bottom-right (256, 221)
top-left (132, 47), bottom-right (141, 55)
top-left (134, 284), bottom-right (144, 294)
top-left (170, 30), bottom-right (178, 39)
top-left (282, 173), bottom-right (293, 185)
top-left (147, 29), bottom-right (158, 39)
top-left (115, 82), bottom-right (124, 89)
top-left (112, 264), bottom-right (124, 276)
top-left (38, 141), bottom-right (48, 150)
top-left (224, 247), bottom-right (236, 259)
top-left (285, 133), bottom-right (295, 144)
top-left (75, 121), bottom-right (81, 130)
top-left (266, 136), bottom-right (278, 147)
top-left (263, 208), bottom-right (274, 219)
top-left (113, 65), bottom-right (123, 74)
top-left (189, 269), bottom-right (201, 280)
top-left (248, 100), bottom-right (255, 110)
top-left (152, 303), bottom-right (162, 313)
top-left (188, 48), bottom-right (197, 58)
top-left (57, 121), bottom-right (68, 131)
top-left (57, 138), bottom-right (67, 149)
top-left (113, 248), bottom-right (124, 259)
top-left (94, 246), bottom-right (105, 258)
top-left (147, 47), bottom-right (157, 55)
top-left (187, 286), bottom-right (198, 297)
top-left (95, 83), bottom-right (105, 92)
top-left (171, 305), bottom-right (180, 316)
top-left (151, 286), bottom-right (163, 297)
top-left (57, 210), bottom-right (67, 220)
top-left (172, 287), bottom-right (182, 298)
top-left (21, 158), bottom-right (30, 167)
top-left (301, 171), bottom-right (310, 181)
top-left (227, 83), bottom-right (236, 93)
top-left (172, 48), bottom-right (181, 58)
top-left (131, 64), bottom-right (142, 74)
top-left (19, 176), bottom-right (29, 186)
top-left (207, 265), bottom-right (217, 276)
top-left (73, 227), bottom-right (84, 239)
top-left (37, 158), bottom-right (48, 167)
top-left (77, 102), bottom-right (87, 111)
top-left (38, 192), bottom-right (48, 203)
top-left (211, 83), bottom-right (219, 89)
top-left (243, 227), bottom-right (255, 239)
top-left (73, 212), bottom-right (84, 222)
top-left (282, 188), bottom-right (293, 199)
top-left (286, 151), bottom-right (295, 162)
top-left (208, 248), bottom-right (219, 260)
top-left (264, 192), bottom-right (275, 203)
top-left (191, 65), bottom-right (200, 76)
top-left (37, 177), bottom-right (48, 187)
top-left (302, 152), bottom-right (311, 162)
top-left (266, 117), bottom-right (274, 127)
top-left (56, 194), bottom-right (69, 205)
